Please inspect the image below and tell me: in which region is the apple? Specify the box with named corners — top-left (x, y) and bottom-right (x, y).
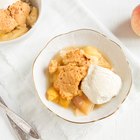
top-left (131, 4), bottom-right (140, 36)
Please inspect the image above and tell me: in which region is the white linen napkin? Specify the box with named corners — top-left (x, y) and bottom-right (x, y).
top-left (0, 0), bottom-right (139, 140)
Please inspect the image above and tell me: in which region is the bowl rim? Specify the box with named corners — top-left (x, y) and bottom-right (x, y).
top-left (32, 28), bottom-right (132, 124)
top-left (0, 0), bottom-right (43, 45)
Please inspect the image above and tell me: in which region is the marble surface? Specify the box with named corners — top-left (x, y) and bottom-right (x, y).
top-left (0, 0), bottom-right (140, 140)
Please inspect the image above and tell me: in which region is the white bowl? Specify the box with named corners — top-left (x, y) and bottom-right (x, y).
top-left (0, 0), bottom-right (42, 44)
top-left (33, 29), bottom-right (132, 123)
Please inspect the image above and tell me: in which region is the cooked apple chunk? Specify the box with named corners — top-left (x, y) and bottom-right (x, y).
top-left (72, 94), bottom-right (94, 115)
top-left (49, 60), bottom-right (58, 74)
top-left (47, 87), bottom-right (59, 101)
top-left (47, 87), bottom-right (70, 108)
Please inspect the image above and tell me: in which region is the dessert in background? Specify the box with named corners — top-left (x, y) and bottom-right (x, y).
top-left (0, 0), bottom-right (38, 41)
top-left (46, 46), bottom-right (122, 115)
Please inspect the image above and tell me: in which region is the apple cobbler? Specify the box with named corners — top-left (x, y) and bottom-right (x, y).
top-left (46, 46), bottom-right (112, 115)
top-left (0, 0), bottom-right (38, 41)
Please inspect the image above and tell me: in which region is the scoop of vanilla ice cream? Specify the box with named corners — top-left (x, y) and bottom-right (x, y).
top-left (81, 64), bottom-right (122, 104)
top-left (0, 0), bottom-right (19, 9)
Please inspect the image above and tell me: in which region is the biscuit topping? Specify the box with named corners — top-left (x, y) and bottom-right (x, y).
top-left (8, 1), bottom-right (31, 25)
top-left (0, 10), bottom-right (17, 33)
top-left (49, 49), bottom-right (91, 100)
top-left (54, 63), bottom-right (88, 100)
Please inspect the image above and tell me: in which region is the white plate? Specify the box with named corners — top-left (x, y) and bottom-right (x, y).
top-left (33, 29), bottom-right (132, 123)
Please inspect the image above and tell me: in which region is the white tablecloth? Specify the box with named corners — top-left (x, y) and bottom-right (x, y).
top-left (0, 0), bottom-right (140, 140)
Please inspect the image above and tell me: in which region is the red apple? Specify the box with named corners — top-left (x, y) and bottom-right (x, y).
top-left (131, 4), bottom-right (140, 36)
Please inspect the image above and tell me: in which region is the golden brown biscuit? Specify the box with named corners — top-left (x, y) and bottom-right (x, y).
top-left (62, 49), bottom-right (91, 66)
top-left (8, 1), bottom-right (31, 26)
top-left (54, 63), bottom-right (88, 100)
top-left (0, 10), bottom-right (17, 34)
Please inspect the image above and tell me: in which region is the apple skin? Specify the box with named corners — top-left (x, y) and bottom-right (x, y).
top-left (131, 4), bottom-right (140, 36)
